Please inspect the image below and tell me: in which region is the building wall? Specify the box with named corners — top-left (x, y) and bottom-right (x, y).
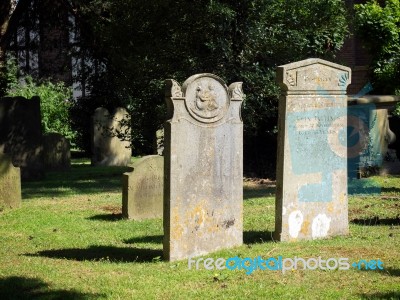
top-left (38, 0), bottom-right (71, 84)
top-left (336, 0), bottom-right (372, 95)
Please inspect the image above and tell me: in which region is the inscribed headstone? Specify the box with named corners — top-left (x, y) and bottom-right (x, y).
top-left (91, 107), bottom-right (131, 166)
top-left (275, 58), bottom-right (351, 241)
top-left (0, 154), bottom-right (21, 209)
top-left (43, 133), bottom-right (71, 170)
top-left (163, 74), bottom-right (244, 261)
top-left (122, 155), bottom-right (163, 220)
top-left (0, 96), bottom-right (44, 180)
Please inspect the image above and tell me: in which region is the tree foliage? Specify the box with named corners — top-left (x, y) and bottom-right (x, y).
top-left (0, 0), bottom-right (18, 96)
top-left (0, 0), bottom-right (348, 174)
top-left (5, 58), bottom-right (76, 143)
top-left (355, 0), bottom-right (400, 94)
top-left (71, 0), bottom-right (348, 175)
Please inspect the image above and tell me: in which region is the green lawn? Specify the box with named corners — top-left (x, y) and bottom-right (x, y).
top-left (0, 159), bottom-right (399, 299)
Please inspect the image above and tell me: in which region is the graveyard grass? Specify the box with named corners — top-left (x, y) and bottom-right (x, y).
top-left (0, 159), bottom-right (399, 300)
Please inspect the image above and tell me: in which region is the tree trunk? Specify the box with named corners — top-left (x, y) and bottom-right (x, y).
top-left (0, 0), bottom-right (13, 70)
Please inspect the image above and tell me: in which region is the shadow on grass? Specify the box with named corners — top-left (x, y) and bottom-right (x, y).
top-left (87, 213), bottom-right (123, 222)
top-left (243, 186), bottom-right (275, 200)
top-left (26, 246), bottom-right (163, 263)
top-left (381, 187), bottom-right (400, 194)
top-left (358, 267), bottom-right (400, 277)
top-left (0, 276), bottom-right (103, 300)
top-left (244, 230), bottom-right (275, 244)
top-left (359, 291), bottom-right (400, 299)
top-left (383, 268), bottom-right (400, 277)
top-left (124, 232), bottom-right (276, 246)
top-left (124, 235), bottom-right (163, 245)
top-left (22, 165), bottom-right (132, 199)
top-left (351, 216), bottom-right (400, 226)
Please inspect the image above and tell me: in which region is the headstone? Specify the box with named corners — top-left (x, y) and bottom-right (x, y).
top-left (380, 115), bottom-right (400, 175)
top-left (163, 74), bottom-right (244, 261)
top-left (275, 58), bottom-right (351, 241)
top-left (347, 95), bottom-right (400, 178)
top-left (0, 96), bottom-right (44, 180)
top-left (43, 133), bottom-right (71, 170)
top-left (91, 107), bottom-right (131, 166)
top-left (0, 154), bottom-right (21, 209)
top-left (358, 108), bottom-right (395, 174)
top-left (122, 155), bottom-right (164, 220)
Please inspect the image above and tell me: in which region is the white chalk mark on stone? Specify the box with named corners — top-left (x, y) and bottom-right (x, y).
top-left (288, 210), bottom-right (303, 238)
top-left (312, 214), bottom-right (331, 239)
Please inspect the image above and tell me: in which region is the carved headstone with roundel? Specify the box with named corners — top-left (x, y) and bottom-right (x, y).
top-left (164, 74), bottom-right (244, 261)
top-left (275, 58), bottom-right (351, 241)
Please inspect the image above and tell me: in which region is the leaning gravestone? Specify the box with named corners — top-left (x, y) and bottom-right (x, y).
top-left (275, 58), bottom-right (351, 241)
top-left (0, 154), bottom-right (21, 209)
top-left (164, 74), bottom-right (244, 261)
top-left (43, 133), bottom-right (71, 170)
top-left (91, 107), bottom-right (131, 166)
top-left (122, 155), bottom-right (164, 220)
top-left (0, 96), bottom-right (44, 180)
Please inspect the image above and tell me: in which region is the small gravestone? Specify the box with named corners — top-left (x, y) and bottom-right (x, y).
top-left (275, 58), bottom-right (351, 241)
top-left (0, 154), bottom-right (21, 209)
top-left (43, 133), bottom-right (71, 170)
top-left (0, 96), bottom-right (44, 180)
top-left (122, 155), bottom-right (163, 220)
top-left (91, 107), bottom-right (131, 166)
top-left (164, 74), bottom-right (244, 261)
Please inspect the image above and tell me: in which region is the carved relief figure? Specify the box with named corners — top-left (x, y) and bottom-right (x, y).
top-left (195, 85), bottom-right (218, 111)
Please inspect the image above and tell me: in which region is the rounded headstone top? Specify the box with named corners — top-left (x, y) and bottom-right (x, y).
top-left (93, 107), bottom-right (110, 118)
top-left (182, 73), bottom-right (230, 123)
top-left (113, 107), bottom-right (128, 115)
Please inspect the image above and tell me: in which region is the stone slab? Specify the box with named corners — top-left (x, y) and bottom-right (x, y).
top-left (122, 155), bottom-right (164, 220)
top-left (43, 133), bottom-right (71, 170)
top-left (91, 107), bottom-right (131, 166)
top-left (275, 58), bottom-right (351, 241)
top-left (0, 154), bottom-right (21, 209)
top-left (163, 74), bottom-right (244, 261)
top-left (0, 96), bottom-right (44, 180)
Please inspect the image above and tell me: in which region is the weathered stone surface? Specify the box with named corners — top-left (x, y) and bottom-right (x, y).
top-left (0, 96), bottom-right (44, 180)
top-left (163, 74), bottom-right (244, 261)
top-left (380, 115), bottom-right (400, 175)
top-left (275, 58), bottom-right (351, 241)
top-left (91, 107), bottom-right (131, 166)
top-left (122, 155), bottom-right (164, 220)
top-left (43, 133), bottom-right (71, 170)
top-left (0, 154), bottom-right (21, 209)
top-left (358, 108), bottom-right (395, 172)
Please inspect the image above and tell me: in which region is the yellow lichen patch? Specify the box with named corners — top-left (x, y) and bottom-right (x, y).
top-left (339, 193), bottom-right (346, 203)
top-left (188, 200), bottom-right (208, 229)
top-left (171, 224), bottom-right (184, 240)
top-left (300, 218), bottom-right (310, 236)
top-left (171, 207), bottom-right (184, 240)
top-left (327, 203), bottom-right (334, 213)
